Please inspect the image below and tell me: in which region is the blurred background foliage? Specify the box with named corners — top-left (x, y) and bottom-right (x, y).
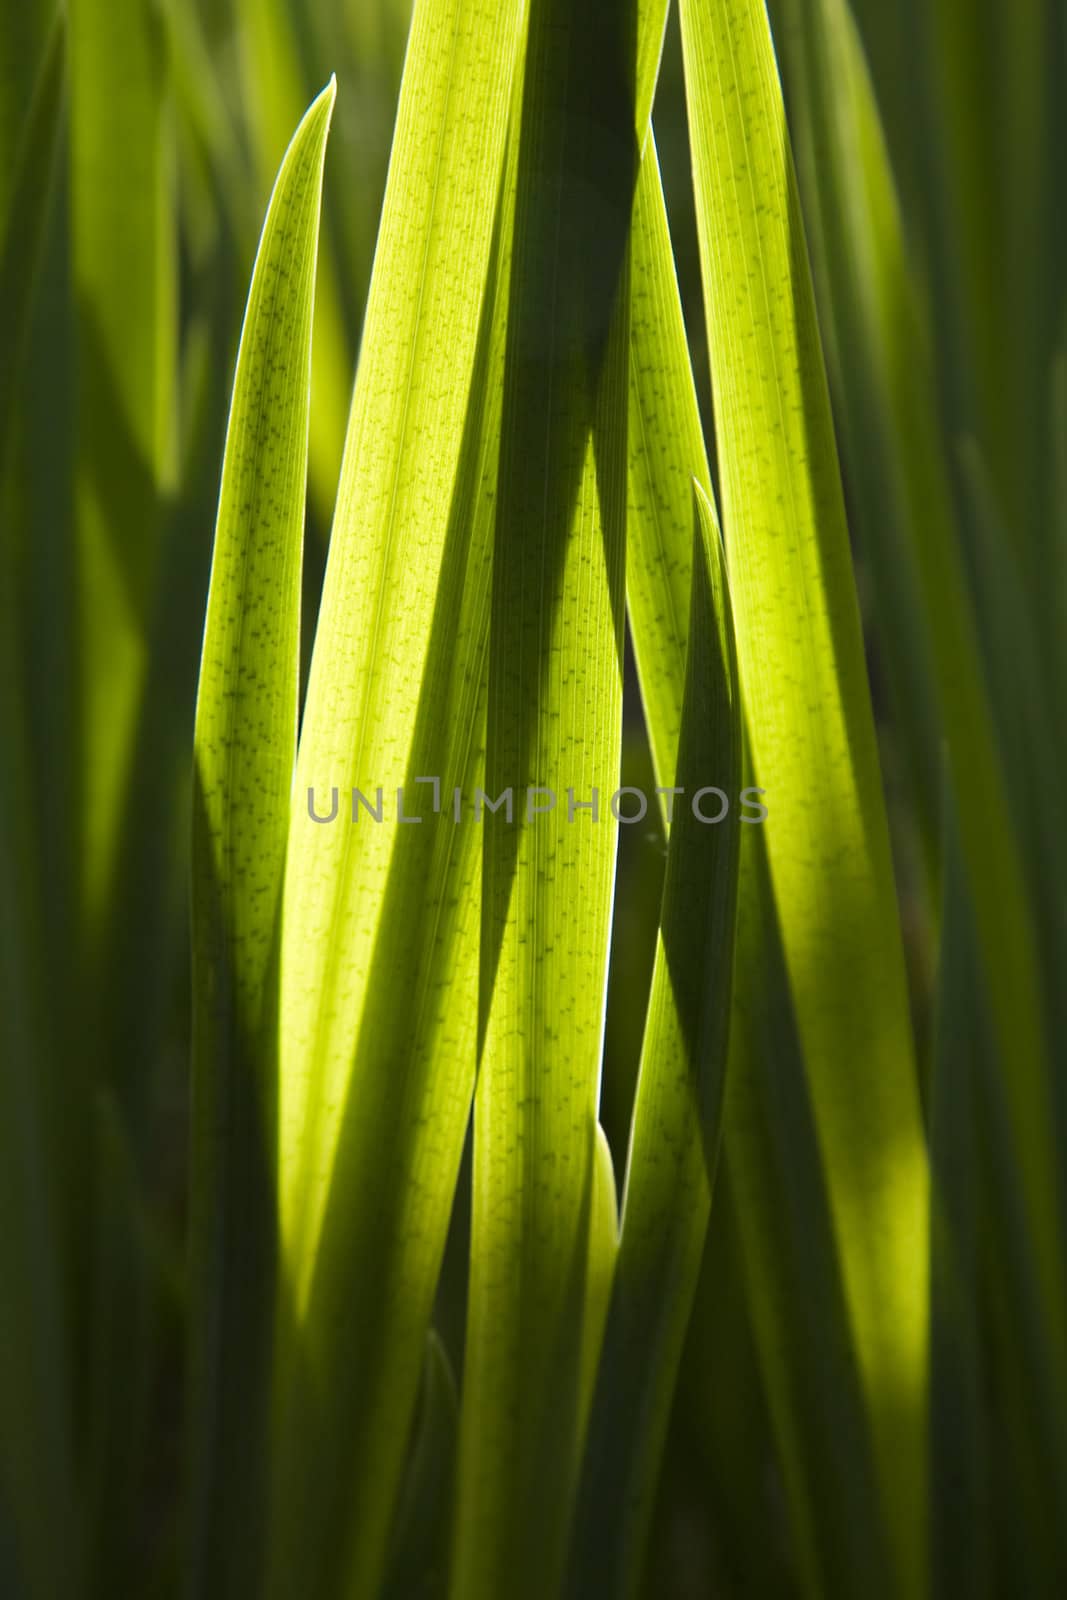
top-left (1, 0), bottom-right (1066, 1595)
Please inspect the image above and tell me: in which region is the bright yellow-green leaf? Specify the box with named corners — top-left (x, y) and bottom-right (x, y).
top-left (277, 11), bottom-right (672, 1582)
top-left (277, 154), bottom-right (508, 1600)
top-left (452, 4), bottom-right (640, 1592)
top-left (277, 0), bottom-right (521, 1320)
top-left (565, 140), bottom-right (742, 1598)
top-left (269, 4), bottom-right (525, 1594)
top-left (623, 147), bottom-right (708, 809)
top-left (453, 10), bottom-right (687, 1593)
top-left (678, 0), bottom-right (929, 1589)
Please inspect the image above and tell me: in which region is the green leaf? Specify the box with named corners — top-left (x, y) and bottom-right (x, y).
top-left (678, 0), bottom-right (929, 1589)
top-left (274, 16), bottom-right (673, 1586)
top-left (723, 823), bottom-right (891, 1599)
top-left (622, 137), bottom-right (712, 807)
top-left (452, 4), bottom-right (640, 1593)
top-left (562, 132), bottom-right (741, 1595)
top-left (269, 5), bottom-right (525, 1594)
top-left (235, 0), bottom-right (354, 521)
top-left (771, 0), bottom-right (1067, 1444)
top-left (188, 76), bottom-right (336, 1599)
top-left (766, 0), bottom-right (943, 875)
top-left (568, 480), bottom-right (741, 1600)
top-left (276, 0), bottom-right (520, 1316)
top-left (276, 137), bottom-right (504, 1600)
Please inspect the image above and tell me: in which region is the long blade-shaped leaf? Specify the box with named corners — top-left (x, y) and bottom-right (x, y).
top-left (277, 0), bottom-right (521, 1314)
top-left (275, 117), bottom-right (510, 1600)
top-left (622, 140), bottom-right (710, 801)
top-left (566, 138), bottom-right (740, 1595)
top-left (678, 1), bottom-right (929, 1588)
top-left (270, 4), bottom-right (524, 1594)
top-left (288, 5), bottom-right (678, 1578)
top-left (766, 0), bottom-right (942, 873)
top-left (452, 4), bottom-right (639, 1593)
top-left (723, 821), bottom-right (891, 1598)
top-left (187, 79), bottom-right (335, 1599)
top-left (235, 0), bottom-right (353, 520)
top-left (772, 0), bottom-right (1067, 1428)
top-left (569, 484), bottom-right (740, 1599)
top-left (274, 10), bottom-right (671, 1583)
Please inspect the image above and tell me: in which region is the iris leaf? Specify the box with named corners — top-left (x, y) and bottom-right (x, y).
top-left (188, 78), bottom-right (336, 1598)
top-left (452, 3), bottom-right (642, 1593)
top-left (678, 0), bottom-right (930, 1587)
top-left (567, 143), bottom-right (740, 1597)
top-left (270, 6), bottom-right (525, 1593)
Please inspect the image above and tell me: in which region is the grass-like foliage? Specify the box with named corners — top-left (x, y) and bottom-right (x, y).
top-left (2, 0), bottom-right (1065, 1596)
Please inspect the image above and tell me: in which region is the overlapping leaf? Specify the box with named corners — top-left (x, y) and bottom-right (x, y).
top-left (269, 5), bottom-right (525, 1594)
top-left (452, 6), bottom-right (635, 1590)
top-left (771, 0), bottom-right (1066, 1430)
top-left (566, 146), bottom-right (740, 1600)
top-left (678, 0), bottom-right (929, 1588)
top-left (235, 0), bottom-right (353, 519)
top-left (188, 78), bottom-right (335, 1597)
